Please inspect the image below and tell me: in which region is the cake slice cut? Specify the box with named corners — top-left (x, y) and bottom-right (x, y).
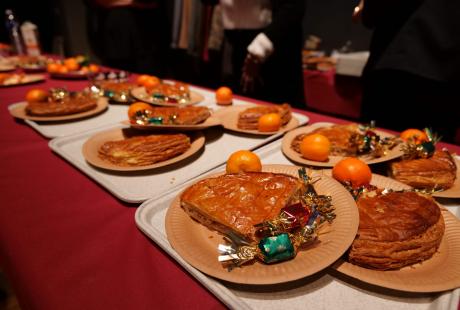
top-left (180, 172), bottom-right (303, 241)
top-left (98, 133), bottom-right (190, 167)
top-left (147, 106), bottom-right (211, 125)
top-left (26, 92), bottom-right (98, 116)
top-left (237, 103), bottom-right (292, 130)
top-left (390, 150), bottom-right (457, 190)
top-left (291, 124), bottom-right (359, 156)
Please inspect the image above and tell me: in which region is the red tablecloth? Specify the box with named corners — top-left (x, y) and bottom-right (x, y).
top-left (1, 74), bottom-right (459, 309)
top-left (303, 68), bottom-right (362, 119)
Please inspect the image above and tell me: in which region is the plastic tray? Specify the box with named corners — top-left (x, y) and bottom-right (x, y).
top-left (49, 109), bottom-right (307, 203)
top-left (9, 86), bottom-right (291, 139)
top-left (135, 139), bottom-right (460, 310)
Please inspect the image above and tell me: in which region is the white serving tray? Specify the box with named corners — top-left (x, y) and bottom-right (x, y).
top-left (8, 102), bottom-right (128, 139)
top-left (135, 139), bottom-right (460, 310)
top-left (49, 110), bottom-right (307, 203)
top-left (8, 85), bottom-right (288, 139)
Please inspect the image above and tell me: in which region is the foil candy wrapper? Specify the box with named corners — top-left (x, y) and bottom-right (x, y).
top-left (218, 212), bottom-right (321, 267)
top-left (402, 128), bottom-right (439, 159)
top-left (218, 168), bottom-right (334, 268)
top-left (130, 109), bottom-right (178, 126)
top-left (354, 121), bottom-right (399, 158)
top-left (254, 203), bottom-right (310, 238)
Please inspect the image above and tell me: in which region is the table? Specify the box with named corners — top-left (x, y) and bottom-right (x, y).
top-left (0, 73), bottom-right (459, 309)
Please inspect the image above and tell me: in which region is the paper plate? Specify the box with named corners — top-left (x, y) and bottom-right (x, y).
top-left (21, 64), bottom-right (46, 72)
top-left (82, 128), bottom-right (205, 171)
top-left (0, 64), bottom-right (15, 72)
top-left (165, 164), bottom-right (359, 285)
top-left (9, 98), bottom-right (108, 122)
top-left (127, 114), bottom-right (222, 131)
top-left (0, 74), bottom-right (45, 87)
top-left (131, 87), bottom-right (204, 106)
top-left (282, 122), bottom-right (403, 167)
top-left (214, 105), bottom-right (300, 136)
top-left (331, 174), bottom-right (460, 293)
top-left (431, 158), bottom-right (460, 198)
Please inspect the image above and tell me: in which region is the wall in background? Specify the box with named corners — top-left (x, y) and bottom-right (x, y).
top-left (303, 0), bottom-right (372, 53)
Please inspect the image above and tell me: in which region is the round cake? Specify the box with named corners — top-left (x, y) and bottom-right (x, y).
top-left (349, 191), bottom-right (444, 270)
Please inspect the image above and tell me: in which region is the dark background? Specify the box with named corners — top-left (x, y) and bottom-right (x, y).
top-left (0, 0), bottom-right (371, 87)
top-left (1, 0), bottom-right (371, 55)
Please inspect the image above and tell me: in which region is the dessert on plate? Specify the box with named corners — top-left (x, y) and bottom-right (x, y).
top-left (237, 103), bottom-right (292, 130)
top-left (291, 123), bottom-right (398, 159)
top-left (98, 133), bottom-right (190, 167)
top-left (349, 191), bottom-right (444, 270)
top-left (130, 105), bottom-right (211, 126)
top-left (390, 150), bottom-right (457, 191)
top-left (25, 89), bottom-right (97, 116)
top-left (181, 171), bottom-right (303, 241)
top-left (147, 82), bottom-right (191, 105)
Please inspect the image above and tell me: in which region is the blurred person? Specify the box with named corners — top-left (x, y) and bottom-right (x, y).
top-left (86, 0), bottom-right (171, 76)
top-left (208, 0), bottom-right (305, 109)
top-left (356, 0), bottom-right (460, 143)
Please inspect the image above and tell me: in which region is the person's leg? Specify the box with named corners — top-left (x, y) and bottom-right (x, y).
top-left (224, 29), bottom-right (260, 94)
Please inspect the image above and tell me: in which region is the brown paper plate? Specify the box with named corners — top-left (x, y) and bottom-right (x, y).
top-left (214, 105), bottom-right (300, 136)
top-left (331, 174), bottom-right (460, 292)
top-left (131, 87), bottom-right (204, 106)
top-left (0, 74), bottom-right (45, 87)
top-left (282, 122), bottom-right (403, 167)
top-left (9, 98), bottom-right (109, 122)
top-left (82, 128), bottom-right (205, 171)
top-left (0, 64), bottom-right (15, 72)
top-left (21, 64), bottom-right (46, 72)
top-left (126, 114), bottom-right (222, 131)
top-left (431, 158), bottom-right (460, 198)
top-left (165, 164), bottom-right (359, 285)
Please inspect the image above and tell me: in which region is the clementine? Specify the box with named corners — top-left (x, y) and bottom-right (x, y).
top-left (64, 58), bottom-right (79, 71)
top-left (332, 157), bottom-right (372, 188)
top-left (226, 150), bottom-right (262, 173)
top-left (57, 65), bottom-right (69, 74)
top-left (143, 76), bottom-right (161, 89)
top-left (25, 89), bottom-right (48, 103)
top-left (400, 128), bottom-right (427, 144)
top-left (128, 102), bottom-right (154, 120)
top-left (258, 113), bottom-right (282, 132)
top-left (136, 75), bottom-right (151, 86)
top-left (46, 63), bottom-right (60, 73)
top-left (299, 133), bottom-right (331, 161)
top-left (215, 86), bottom-right (233, 105)
top-left (88, 64), bottom-right (100, 73)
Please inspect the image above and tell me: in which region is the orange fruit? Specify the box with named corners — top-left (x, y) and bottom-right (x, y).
top-left (136, 75), bottom-right (151, 86)
top-left (47, 63), bottom-right (60, 73)
top-left (25, 89), bottom-right (48, 102)
top-left (64, 58), bottom-right (79, 71)
top-left (226, 150), bottom-right (262, 173)
top-left (258, 113), bottom-right (281, 132)
top-left (215, 86), bottom-right (233, 105)
top-left (400, 128), bottom-right (427, 144)
top-left (299, 133), bottom-right (331, 161)
top-left (128, 102), bottom-right (154, 120)
top-left (80, 66), bottom-right (89, 74)
top-left (332, 157), bottom-right (372, 188)
top-left (58, 65), bottom-right (69, 74)
top-left (143, 76), bottom-right (161, 89)
top-left (88, 64), bottom-right (100, 73)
